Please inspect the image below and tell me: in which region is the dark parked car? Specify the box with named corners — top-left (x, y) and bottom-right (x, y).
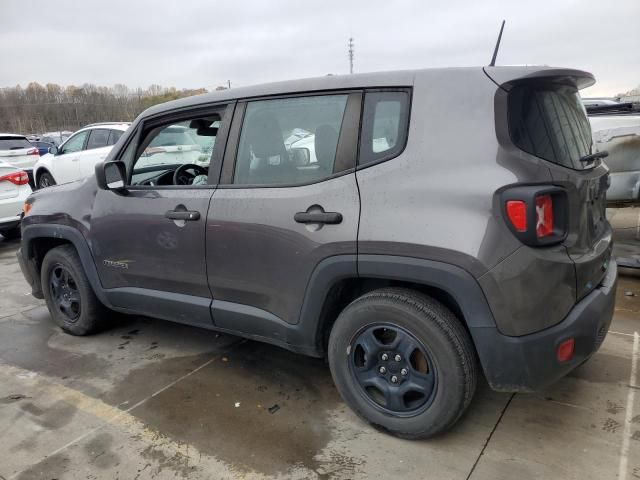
top-left (17, 66), bottom-right (617, 438)
top-left (29, 140), bottom-right (55, 157)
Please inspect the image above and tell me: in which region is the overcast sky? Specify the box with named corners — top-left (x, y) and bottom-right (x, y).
top-left (1, 0), bottom-right (638, 96)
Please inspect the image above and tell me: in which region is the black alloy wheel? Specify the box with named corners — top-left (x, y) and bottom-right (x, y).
top-left (49, 264), bottom-right (81, 322)
top-left (349, 323), bottom-right (437, 416)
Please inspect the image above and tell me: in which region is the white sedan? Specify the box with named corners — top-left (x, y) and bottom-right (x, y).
top-left (33, 122), bottom-right (129, 189)
top-left (0, 134), bottom-right (40, 182)
top-left (0, 161), bottom-right (31, 240)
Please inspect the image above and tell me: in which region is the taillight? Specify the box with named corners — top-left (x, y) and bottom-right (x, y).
top-left (28, 148), bottom-right (39, 156)
top-left (505, 200), bottom-right (527, 232)
top-left (501, 185), bottom-right (567, 246)
top-left (0, 171), bottom-right (30, 186)
top-left (535, 194), bottom-right (553, 238)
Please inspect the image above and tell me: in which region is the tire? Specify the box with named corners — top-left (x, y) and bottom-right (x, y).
top-left (41, 245), bottom-right (108, 335)
top-left (1, 226), bottom-right (21, 240)
top-left (328, 287), bottom-right (477, 439)
top-left (37, 171), bottom-right (56, 189)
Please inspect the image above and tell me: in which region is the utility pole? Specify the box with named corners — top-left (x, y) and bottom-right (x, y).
top-left (227, 80), bottom-right (231, 89)
top-left (348, 37), bottom-right (354, 74)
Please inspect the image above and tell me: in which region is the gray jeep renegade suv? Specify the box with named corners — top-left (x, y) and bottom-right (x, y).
top-left (17, 66), bottom-right (617, 438)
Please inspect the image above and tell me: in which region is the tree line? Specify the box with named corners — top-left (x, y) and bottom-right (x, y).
top-left (0, 82), bottom-right (208, 135)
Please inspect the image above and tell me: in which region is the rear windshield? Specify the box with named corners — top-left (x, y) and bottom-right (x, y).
top-left (0, 136), bottom-right (32, 150)
top-left (508, 85), bottom-right (593, 169)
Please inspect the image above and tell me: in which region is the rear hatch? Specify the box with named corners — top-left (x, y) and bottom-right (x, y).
top-left (487, 67), bottom-right (612, 301)
top-left (0, 136), bottom-right (39, 170)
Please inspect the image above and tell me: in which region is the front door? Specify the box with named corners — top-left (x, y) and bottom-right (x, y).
top-left (89, 104), bottom-right (233, 327)
top-left (207, 93), bottom-right (362, 332)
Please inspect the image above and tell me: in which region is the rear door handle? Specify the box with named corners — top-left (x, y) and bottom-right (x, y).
top-left (294, 211), bottom-right (342, 224)
top-left (165, 210), bottom-right (200, 221)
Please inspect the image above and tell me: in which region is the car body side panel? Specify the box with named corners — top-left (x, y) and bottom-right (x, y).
top-left (477, 245), bottom-right (576, 336)
top-left (206, 175), bottom-right (359, 326)
top-left (356, 68), bottom-right (552, 275)
top-left (88, 187), bottom-right (213, 298)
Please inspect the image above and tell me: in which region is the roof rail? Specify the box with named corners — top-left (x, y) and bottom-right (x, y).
top-left (83, 122), bottom-right (131, 128)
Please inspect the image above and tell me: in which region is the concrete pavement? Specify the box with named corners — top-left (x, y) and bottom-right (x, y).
top-left (0, 225), bottom-right (638, 479)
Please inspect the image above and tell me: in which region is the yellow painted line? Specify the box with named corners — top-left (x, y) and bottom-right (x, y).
top-left (0, 360), bottom-right (224, 479)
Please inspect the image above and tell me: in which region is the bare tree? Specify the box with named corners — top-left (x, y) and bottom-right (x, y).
top-left (0, 82), bottom-right (207, 134)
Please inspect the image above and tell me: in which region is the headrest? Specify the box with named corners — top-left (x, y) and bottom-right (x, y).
top-left (245, 110), bottom-right (285, 158)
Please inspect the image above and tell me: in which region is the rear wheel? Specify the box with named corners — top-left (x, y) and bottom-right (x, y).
top-left (38, 172), bottom-right (56, 189)
top-left (328, 288), bottom-right (477, 438)
top-left (41, 245), bottom-right (108, 335)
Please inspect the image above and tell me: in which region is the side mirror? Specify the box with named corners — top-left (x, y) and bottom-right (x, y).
top-left (48, 145), bottom-right (59, 155)
top-left (291, 148), bottom-right (311, 166)
top-left (96, 161), bottom-right (127, 192)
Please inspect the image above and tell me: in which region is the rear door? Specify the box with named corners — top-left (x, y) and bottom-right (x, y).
top-left (508, 82), bottom-right (612, 299)
top-left (206, 92), bottom-right (361, 331)
top-left (79, 128), bottom-right (111, 178)
top-left (54, 130), bottom-right (89, 183)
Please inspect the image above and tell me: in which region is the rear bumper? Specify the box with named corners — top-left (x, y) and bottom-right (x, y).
top-left (475, 259), bottom-right (617, 392)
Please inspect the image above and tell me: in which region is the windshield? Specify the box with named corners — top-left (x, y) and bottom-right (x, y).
top-left (509, 85), bottom-right (593, 169)
top-left (0, 136), bottom-right (32, 150)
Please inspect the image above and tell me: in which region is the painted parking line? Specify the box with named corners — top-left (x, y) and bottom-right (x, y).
top-left (618, 331), bottom-right (639, 480)
top-left (1, 357), bottom-right (222, 479)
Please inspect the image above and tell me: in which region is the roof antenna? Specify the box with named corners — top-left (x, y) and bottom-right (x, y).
top-left (489, 20), bottom-right (506, 67)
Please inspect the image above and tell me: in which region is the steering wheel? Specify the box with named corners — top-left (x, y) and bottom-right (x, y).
top-left (173, 164), bottom-right (208, 185)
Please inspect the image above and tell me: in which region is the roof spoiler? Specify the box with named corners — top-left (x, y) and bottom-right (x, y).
top-left (483, 67), bottom-right (596, 91)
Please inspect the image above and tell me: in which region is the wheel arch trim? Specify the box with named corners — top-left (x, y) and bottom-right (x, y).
top-left (300, 254), bottom-right (500, 365)
top-left (21, 224), bottom-right (112, 308)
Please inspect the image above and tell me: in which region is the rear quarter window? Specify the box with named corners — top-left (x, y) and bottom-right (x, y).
top-left (508, 85), bottom-right (593, 169)
top-left (358, 90), bottom-right (410, 166)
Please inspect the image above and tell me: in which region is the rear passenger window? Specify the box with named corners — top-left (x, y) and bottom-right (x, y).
top-left (233, 95), bottom-right (348, 186)
top-left (86, 129), bottom-right (110, 150)
top-left (107, 130), bottom-right (123, 146)
top-left (359, 91), bottom-right (410, 166)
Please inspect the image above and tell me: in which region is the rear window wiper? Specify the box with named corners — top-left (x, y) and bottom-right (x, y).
top-left (579, 150), bottom-right (608, 163)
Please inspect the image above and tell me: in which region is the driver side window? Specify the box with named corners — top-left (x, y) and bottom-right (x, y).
top-left (130, 114), bottom-right (221, 186)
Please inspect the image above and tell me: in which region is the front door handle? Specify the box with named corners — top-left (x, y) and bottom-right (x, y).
top-left (294, 211), bottom-right (342, 224)
top-left (165, 209), bottom-right (200, 221)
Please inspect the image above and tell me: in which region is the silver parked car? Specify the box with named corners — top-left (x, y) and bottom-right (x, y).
top-left (585, 100), bottom-right (640, 204)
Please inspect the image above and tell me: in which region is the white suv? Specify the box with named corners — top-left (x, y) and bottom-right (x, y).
top-left (33, 123), bottom-right (130, 189)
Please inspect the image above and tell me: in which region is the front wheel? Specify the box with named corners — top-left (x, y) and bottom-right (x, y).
top-left (38, 172), bottom-right (56, 189)
top-left (328, 288), bottom-right (477, 439)
top-left (41, 245), bottom-right (108, 335)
